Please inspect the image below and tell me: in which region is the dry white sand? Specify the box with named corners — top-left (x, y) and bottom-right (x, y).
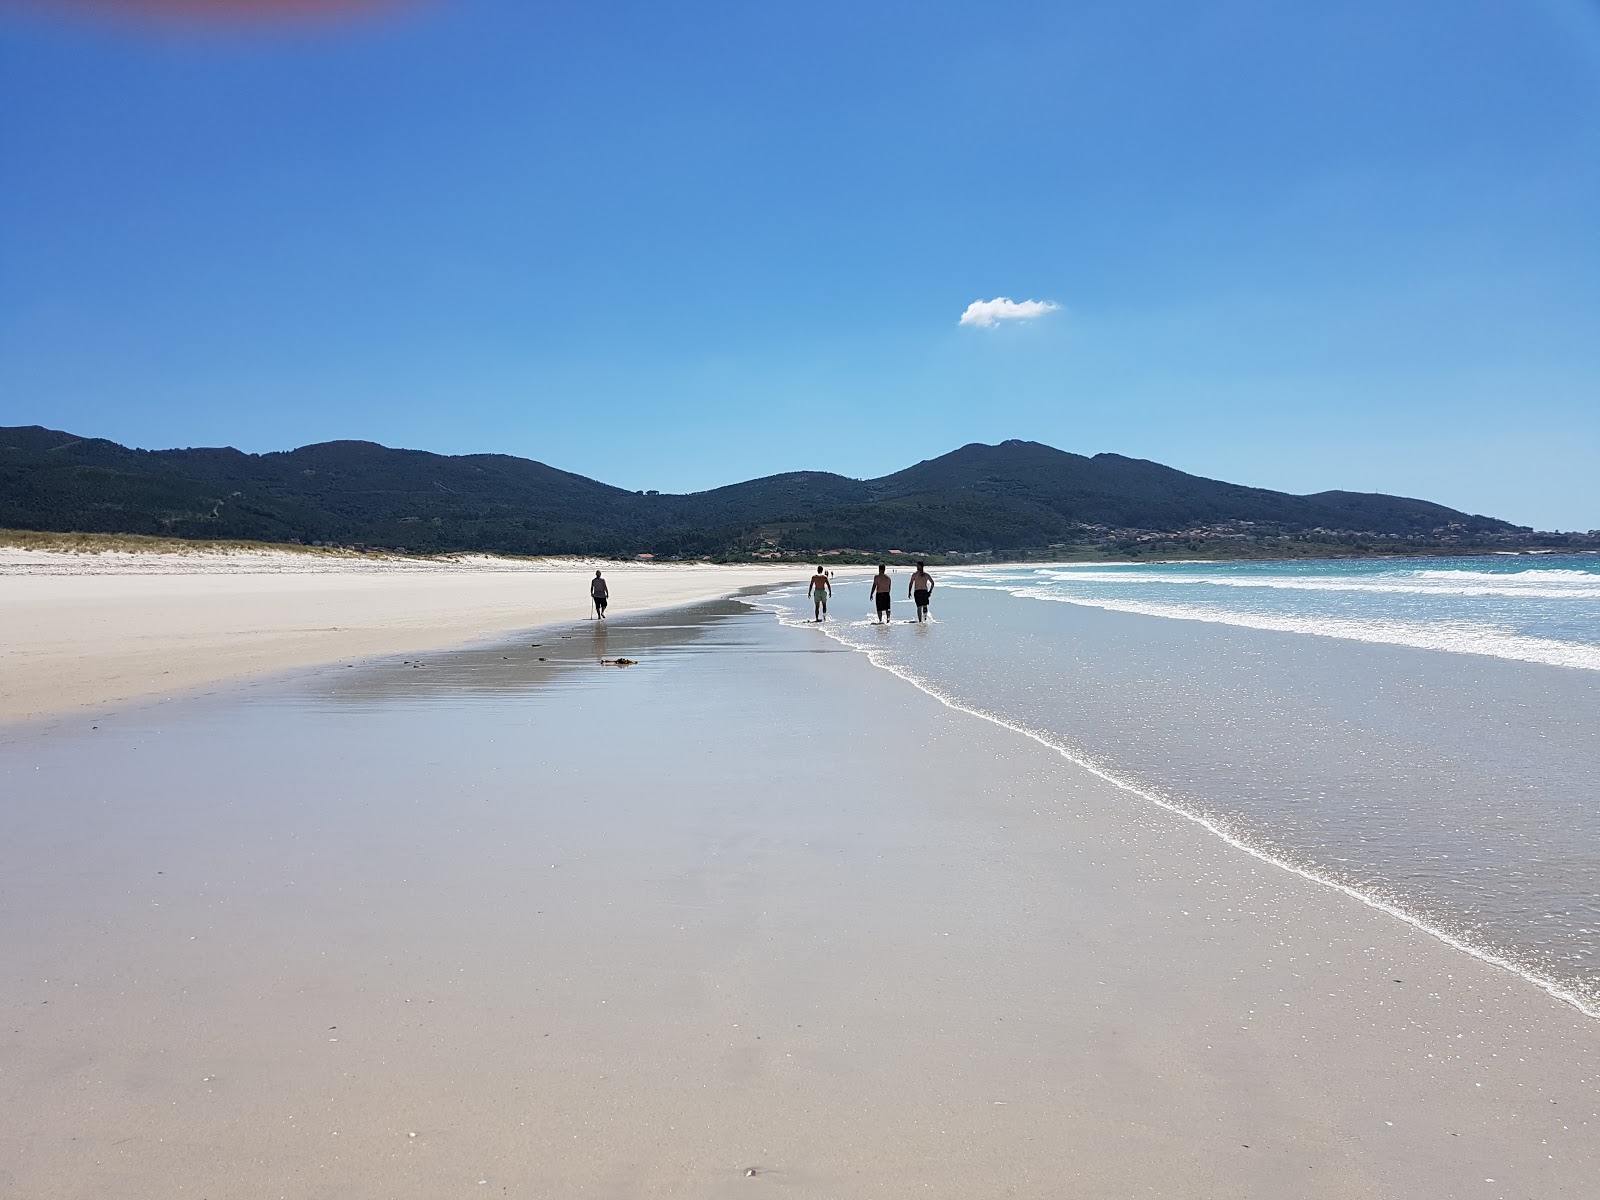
top-left (0, 548), bottom-right (822, 721)
top-left (1, 601), bottom-right (1596, 1198)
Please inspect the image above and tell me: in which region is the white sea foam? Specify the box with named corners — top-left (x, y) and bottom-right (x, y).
top-left (1413, 568), bottom-right (1599, 581)
top-left (1019, 568), bottom-right (1600, 600)
top-left (755, 587), bottom-right (1600, 1020)
top-left (941, 582), bottom-right (1600, 671)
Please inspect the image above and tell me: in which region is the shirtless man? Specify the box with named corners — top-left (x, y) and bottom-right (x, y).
top-left (868, 564), bottom-right (893, 624)
top-left (808, 565), bottom-right (833, 621)
top-left (908, 561), bottom-right (935, 623)
top-left (590, 570), bottom-right (609, 618)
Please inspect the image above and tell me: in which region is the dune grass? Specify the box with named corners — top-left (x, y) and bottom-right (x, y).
top-left (0, 528), bottom-right (362, 557)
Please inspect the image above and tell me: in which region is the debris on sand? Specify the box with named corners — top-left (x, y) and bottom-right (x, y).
top-left (601, 658), bottom-right (637, 667)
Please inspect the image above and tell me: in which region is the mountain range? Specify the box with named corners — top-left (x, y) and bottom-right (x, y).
top-left (0, 425), bottom-right (1524, 559)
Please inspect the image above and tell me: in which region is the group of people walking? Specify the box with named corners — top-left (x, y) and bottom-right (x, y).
top-left (589, 563), bottom-right (934, 625)
top-left (808, 562), bottom-right (934, 624)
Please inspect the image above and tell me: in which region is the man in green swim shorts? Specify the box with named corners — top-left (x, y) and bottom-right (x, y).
top-left (808, 565), bottom-right (832, 621)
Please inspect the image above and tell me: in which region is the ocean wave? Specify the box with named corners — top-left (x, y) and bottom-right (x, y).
top-left (1022, 569), bottom-right (1600, 600)
top-left (945, 582), bottom-right (1600, 671)
top-left (1411, 568), bottom-right (1600, 582)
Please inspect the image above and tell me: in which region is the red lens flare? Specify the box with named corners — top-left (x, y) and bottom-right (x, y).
top-left (5, 0), bottom-right (418, 26)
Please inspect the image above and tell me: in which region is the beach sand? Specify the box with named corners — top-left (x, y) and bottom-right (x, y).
top-left (1, 597), bottom-right (1595, 1198)
top-left (0, 548), bottom-right (814, 722)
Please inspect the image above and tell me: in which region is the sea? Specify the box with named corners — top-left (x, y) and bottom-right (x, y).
top-left (765, 554), bottom-right (1600, 1017)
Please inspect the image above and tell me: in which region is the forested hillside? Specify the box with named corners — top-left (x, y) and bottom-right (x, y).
top-left (0, 427), bottom-right (1523, 558)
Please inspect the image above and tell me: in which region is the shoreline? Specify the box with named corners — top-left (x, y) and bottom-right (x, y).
top-left (799, 603), bottom-right (1599, 1020)
top-left (771, 569), bottom-right (1600, 1023)
top-left (8, 547), bottom-right (1597, 1024)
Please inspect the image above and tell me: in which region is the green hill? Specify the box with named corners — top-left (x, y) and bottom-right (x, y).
top-left (0, 426), bottom-right (1523, 558)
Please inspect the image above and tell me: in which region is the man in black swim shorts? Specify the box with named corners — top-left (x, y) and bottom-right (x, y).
top-left (908, 560), bottom-right (934, 622)
top-left (869, 564), bottom-right (892, 624)
top-left (590, 569), bottom-right (609, 618)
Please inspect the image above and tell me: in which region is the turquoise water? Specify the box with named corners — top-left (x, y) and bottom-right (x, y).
top-left (951, 554), bottom-right (1600, 671)
top-left (766, 555), bottom-right (1600, 1015)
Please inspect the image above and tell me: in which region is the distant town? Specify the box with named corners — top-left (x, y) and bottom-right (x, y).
top-left (727, 520), bottom-right (1600, 565)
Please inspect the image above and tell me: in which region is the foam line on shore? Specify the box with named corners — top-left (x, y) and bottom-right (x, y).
top-left (756, 590), bottom-right (1600, 1021)
top-left (1020, 568), bottom-right (1600, 600)
top-left (940, 581), bottom-right (1600, 672)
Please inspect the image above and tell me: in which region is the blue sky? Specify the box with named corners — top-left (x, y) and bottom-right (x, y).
top-left (1, 1), bottom-right (1597, 528)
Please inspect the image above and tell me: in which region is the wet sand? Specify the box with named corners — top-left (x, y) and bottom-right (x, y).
top-left (1, 600), bottom-right (1596, 1198)
top-left (0, 551), bottom-right (810, 721)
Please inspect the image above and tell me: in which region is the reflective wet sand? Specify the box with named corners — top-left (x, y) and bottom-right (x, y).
top-left (0, 556), bottom-right (811, 721)
top-left (2, 601), bottom-right (1597, 1198)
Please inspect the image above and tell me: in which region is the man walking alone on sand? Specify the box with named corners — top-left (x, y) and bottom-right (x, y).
top-left (590, 570), bottom-right (609, 618)
top-left (908, 560), bottom-right (934, 622)
top-left (869, 564), bottom-right (893, 624)
top-left (809, 565), bottom-right (832, 621)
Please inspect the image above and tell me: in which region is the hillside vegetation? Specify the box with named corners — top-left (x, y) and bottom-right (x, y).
top-left (1, 426), bottom-right (1536, 560)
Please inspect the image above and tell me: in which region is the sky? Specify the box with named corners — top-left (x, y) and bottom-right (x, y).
top-left (1, 1), bottom-right (1597, 529)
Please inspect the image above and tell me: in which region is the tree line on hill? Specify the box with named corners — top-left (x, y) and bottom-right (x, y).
top-left (3, 425), bottom-right (1568, 561)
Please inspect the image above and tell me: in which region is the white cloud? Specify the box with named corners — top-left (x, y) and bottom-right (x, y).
top-left (958, 296), bottom-right (1060, 328)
